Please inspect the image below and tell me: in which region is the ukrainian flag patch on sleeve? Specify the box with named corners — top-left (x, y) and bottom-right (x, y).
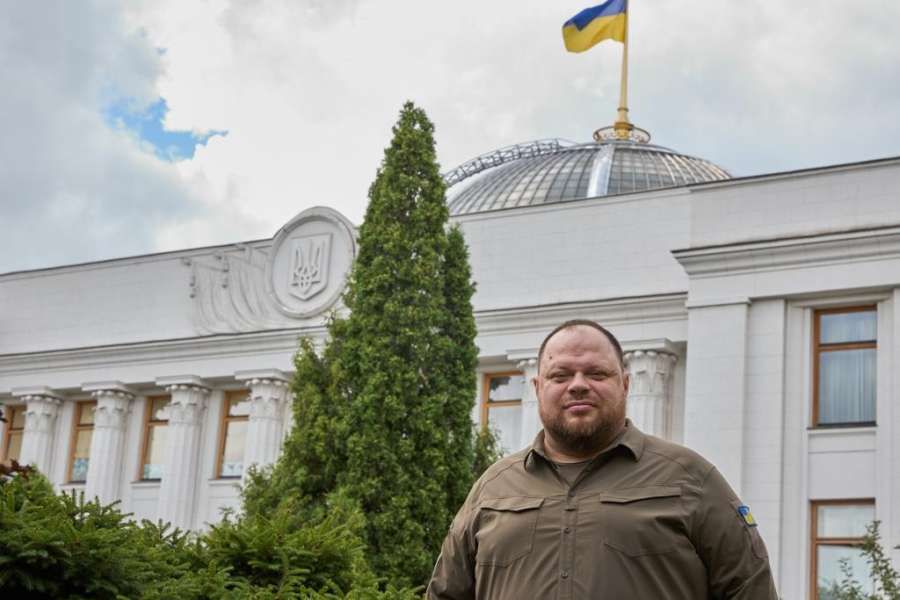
top-left (737, 504), bottom-right (757, 527)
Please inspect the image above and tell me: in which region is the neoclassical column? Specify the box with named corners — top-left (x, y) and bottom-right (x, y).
top-left (624, 345), bottom-right (678, 439)
top-left (236, 369), bottom-right (291, 480)
top-left (12, 386), bottom-right (62, 474)
top-left (515, 358), bottom-right (541, 449)
top-left (155, 376), bottom-right (209, 530)
top-left (82, 382), bottom-right (133, 504)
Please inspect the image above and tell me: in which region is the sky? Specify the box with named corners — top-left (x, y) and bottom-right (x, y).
top-left (1, 0), bottom-right (899, 273)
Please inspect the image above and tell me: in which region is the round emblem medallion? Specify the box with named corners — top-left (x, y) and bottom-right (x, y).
top-left (266, 206), bottom-right (356, 318)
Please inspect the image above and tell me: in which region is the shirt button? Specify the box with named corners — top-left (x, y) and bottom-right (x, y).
top-left (561, 570), bottom-right (569, 579)
top-left (567, 490), bottom-right (576, 498)
top-left (564, 527), bottom-right (571, 534)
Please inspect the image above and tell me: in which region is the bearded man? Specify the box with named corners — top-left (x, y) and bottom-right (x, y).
top-left (427, 319), bottom-right (778, 599)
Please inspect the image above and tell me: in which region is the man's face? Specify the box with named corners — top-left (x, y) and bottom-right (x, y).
top-left (534, 325), bottom-right (629, 456)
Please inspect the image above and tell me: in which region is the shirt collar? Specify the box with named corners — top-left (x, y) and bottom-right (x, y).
top-left (524, 419), bottom-right (646, 469)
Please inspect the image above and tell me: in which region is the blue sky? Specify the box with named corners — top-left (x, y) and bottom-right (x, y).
top-left (103, 97), bottom-right (226, 161)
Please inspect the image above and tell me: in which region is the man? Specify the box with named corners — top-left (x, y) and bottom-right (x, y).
top-left (427, 319), bottom-right (778, 599)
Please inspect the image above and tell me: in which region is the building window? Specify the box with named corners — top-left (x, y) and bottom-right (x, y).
top-left (813, 307), bottom-right (876, 426)
top-left (68, 401), bottom-right (96, 482)
top-left (811, 500), bottom-right (875, 599)
top-left (2, 405), bottom-right (26, 465)
top-left (482, 372), bottom-right (526, 454)
top-left (217, 391), bottom-right (250, 478)
top-left (140, 396), bottom-right (170, 480)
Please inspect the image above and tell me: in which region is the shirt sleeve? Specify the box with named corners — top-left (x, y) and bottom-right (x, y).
top-left (426, 496), bottom-right (478, 600)
top-left (689, 466), bottom-right (779, 599)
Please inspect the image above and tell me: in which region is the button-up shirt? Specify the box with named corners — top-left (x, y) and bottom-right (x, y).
top-left (426, 421), bottom-right (778, 599)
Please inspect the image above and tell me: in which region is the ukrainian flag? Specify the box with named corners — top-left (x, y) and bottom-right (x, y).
top-left (562, 0), bottom-right (627, 53)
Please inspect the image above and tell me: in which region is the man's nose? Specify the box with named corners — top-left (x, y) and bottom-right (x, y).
top-left (568, 372), bottom-right (589, 393)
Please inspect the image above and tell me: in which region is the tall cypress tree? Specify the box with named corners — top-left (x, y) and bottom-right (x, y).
top-left (244, 102), bottom-right (480, 586)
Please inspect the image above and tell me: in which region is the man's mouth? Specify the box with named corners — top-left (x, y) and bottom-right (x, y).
top-left (564, 401), bottom-right (596, 412)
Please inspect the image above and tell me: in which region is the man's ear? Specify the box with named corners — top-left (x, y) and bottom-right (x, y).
top-left (622, 372), bottom-right (630, 397)
top-left (532, 374), bottom-right (540, 401)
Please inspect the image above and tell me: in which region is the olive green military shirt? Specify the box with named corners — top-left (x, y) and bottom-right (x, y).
top-left (427, 421), bottom-right (778, 599)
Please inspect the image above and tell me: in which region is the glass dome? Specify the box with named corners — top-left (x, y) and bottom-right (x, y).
top-left (445, 139), bottom-right (731, 216)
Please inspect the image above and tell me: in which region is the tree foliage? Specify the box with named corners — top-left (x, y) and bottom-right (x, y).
top-left (820, 521), bottom-right (899, 600)
top-left (0, 465), bottom-right (418, 598)
top-left (245, 102), bottom-right (482, 587)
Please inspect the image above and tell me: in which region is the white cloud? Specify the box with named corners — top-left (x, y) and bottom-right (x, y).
top-left (2, 0), bottom-right (899, 272)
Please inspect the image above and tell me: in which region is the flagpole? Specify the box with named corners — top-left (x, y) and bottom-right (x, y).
top-left (614, 0), bottom-right (632, 139)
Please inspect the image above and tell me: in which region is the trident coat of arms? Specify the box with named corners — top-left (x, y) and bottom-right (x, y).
top-left (289, 234), bottom-right (332, 300)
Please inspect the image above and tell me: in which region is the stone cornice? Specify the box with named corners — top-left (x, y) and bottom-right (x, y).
top-left (673, 225), bottom-right (900, 279)
top-left (0, 329), bottom-right (323, 388)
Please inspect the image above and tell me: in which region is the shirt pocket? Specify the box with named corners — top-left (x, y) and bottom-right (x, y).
top-left (475, 496), bottom-right (545, 567)
top-left (597, 485), bottom-right (685, 557)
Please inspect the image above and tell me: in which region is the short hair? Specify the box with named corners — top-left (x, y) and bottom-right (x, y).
top-left (537, 319), bottom-right (625, 372)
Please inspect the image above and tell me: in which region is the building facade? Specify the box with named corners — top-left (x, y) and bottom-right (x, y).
top-left (2, 137), bottom-right (899, 598)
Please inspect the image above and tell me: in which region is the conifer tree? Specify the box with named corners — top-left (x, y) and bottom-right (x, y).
top-left (245, 102), bottom-right (481, 586)
top-left (438, 225), bottom-right (480, 518)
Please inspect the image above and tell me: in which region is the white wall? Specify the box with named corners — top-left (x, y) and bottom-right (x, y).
top-left (689, 160), bottom-right (900, 247)
top-left (457, 187), bottom-right (693, 311)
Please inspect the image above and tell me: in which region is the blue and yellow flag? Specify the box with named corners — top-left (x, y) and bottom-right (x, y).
top-left (562, 0), bottom-right (627, 53)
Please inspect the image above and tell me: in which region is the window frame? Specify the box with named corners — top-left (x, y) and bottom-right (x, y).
top-left (481, 371), bottom-right (526, 431)
top-left (67, 400), bottom-right (97, 483)
top-left (1, 405), bottom-right (26, 465)
top-left (809, 499), bottom-right (875, 600)
top-left (215, 390), bottom-right (250, 479)
top-left (812, 305), bottom-right (877, 428)
top-left (138, 395), bottom-right (170, 481)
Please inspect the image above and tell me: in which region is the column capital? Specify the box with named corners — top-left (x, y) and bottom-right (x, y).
top-left (15, 388), bottom-right (63, 470)
top-left (235, 369), bottom-right (290, 387)
top-left (515, 357), bottom-right (537, 370)
top-left (82, 381), bottom-right (135, 400)
top-left (155, 375), bottom-right (210, 393)
top-left (11, 386), bottom-right (62, 403)
top-left (91, 391), bottom-right (133, 430)
top-left (624, 349), bottom-right (678, 364)
top-left (506, 348), bottom-right (539, 363)
top-left (243, 374), bottom-right (291, 421)
top-left (621, 338), bottom-right (679, 358)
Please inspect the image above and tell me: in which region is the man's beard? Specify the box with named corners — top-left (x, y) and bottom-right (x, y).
top-left (540, 405), bottom-right (625, 456)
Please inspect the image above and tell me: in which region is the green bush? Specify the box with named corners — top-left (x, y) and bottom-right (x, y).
top-left (0, 468), bottom-right (418, 598)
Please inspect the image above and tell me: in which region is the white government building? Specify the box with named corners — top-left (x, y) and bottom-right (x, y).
top-left (2, 129), bottom-right (899, 598)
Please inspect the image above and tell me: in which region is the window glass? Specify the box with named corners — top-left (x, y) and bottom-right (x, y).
top-left (817, 545), bottom-right (873, 598)
top-left (71, 429), bottom-right (92, 482)
top-left (489, 375), bottom-right (525, 402)
top-left (150, 397), bottom-right (169, 421)
top-left (488, 404), bottom-right (523, 455)
top-left (78, 405), bottom-right (95, 425)
top-left (220, 420), bottom-right (248, 477)
top-left (820, 311), bottom-right (877, 344)
top-left (143, 426), bottom-right (167, 480)
top-left (12, 407), bottom-right (26, 429)
top-left (818, 349), bottom-right (876, 424)
top-left (817, 504), bottom-right (875, 538)
top-left (3, 406), bottom-right (26, 465)
top-left (227, 396), bottom-right (252, 418)
top-left (218, 392), bottom-right (250, 478)
top-left (7, 431), bottom-right (23, 463)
